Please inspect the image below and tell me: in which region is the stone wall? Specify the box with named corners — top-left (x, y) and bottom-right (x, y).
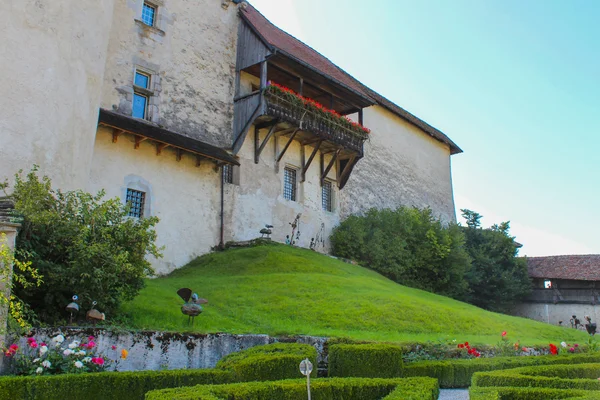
top-left (88, 127), bottom-right (223, 275)
top-left (340, 105), bottom-right (456, 224)
top-left (100, 0), bottom-right (240, 148)
top-left (8, 329), bottom-right (328, 374)
top-left (513, 302), bottom-right (600, 328)
top-left (0, 0), bottom-right (116, 191)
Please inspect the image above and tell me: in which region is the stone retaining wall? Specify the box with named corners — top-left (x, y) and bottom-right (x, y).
top-left (6, 328), bottom-right (328, 374)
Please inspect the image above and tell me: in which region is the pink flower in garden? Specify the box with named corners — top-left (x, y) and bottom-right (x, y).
top-left (111, 345), bottom-right (117, 350)
top-left (569, 348), bottom-right (575, 353)
top-left (575, 344), bottom-right (579, 348)
top-left (40, 342), bottom-right (47, 347)
top-left (86, 341), bottom-right (96, 349)
top-left (92, 357), bottom-right (105, 366)
top-left (501, 331), bottom-right (507, 337)
top-left (88, 336), bottom-right (94, 341)
top-left (29, 341), bottom-right (38, 349)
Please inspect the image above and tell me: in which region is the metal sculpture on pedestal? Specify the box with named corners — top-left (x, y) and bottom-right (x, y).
top-left (65, 295), bottom-right (80, 324)
top-left (178, 288), bottom-right (208, 326)
top-left (289, 213), bottom-right (302, 245)
top-left (86, 301), bottom-right (105, 325)
top-left (260, 224), bottom-right (273, 238)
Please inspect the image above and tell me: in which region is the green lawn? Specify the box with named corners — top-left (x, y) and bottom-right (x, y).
top-left (121, 243), bottom-right (588, 346)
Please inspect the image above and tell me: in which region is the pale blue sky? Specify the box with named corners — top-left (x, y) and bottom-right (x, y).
top-left (250, 0), bottom-right (599, 256)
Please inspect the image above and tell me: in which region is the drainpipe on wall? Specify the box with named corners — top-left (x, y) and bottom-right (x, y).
top-left (219, 165), bottom-right (225, 249)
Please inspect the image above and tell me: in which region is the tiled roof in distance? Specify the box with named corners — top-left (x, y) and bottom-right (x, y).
top-left (241, 3), bottom-right (462, 154)
top-left (527, 255), bottom-right (600, 281)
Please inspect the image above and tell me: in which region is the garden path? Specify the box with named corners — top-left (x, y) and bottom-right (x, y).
top-left (438, 389), bottom-right (469, 400)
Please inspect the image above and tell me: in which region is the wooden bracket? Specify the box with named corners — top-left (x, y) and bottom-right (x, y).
top-left (337, 155), bottom-right (357, 188)
top-left (196, 155), bottom-right (202, 167)
top-left (176, 149), bottom-right (183, 162)
top-left (134, 136), bottom-right (147, 149)
top-left (321, 149), bottom-right (340, 186)
top-left (301, 140), bottom-right (322, 182)
top-left (112, 129), bottom-right (124, 143)
top-left (276, 128), bottom-right (299, 163)
top-left (255, 120), bottom-right (279, 164)
top-left (156, 143), bottom-right (169, 156)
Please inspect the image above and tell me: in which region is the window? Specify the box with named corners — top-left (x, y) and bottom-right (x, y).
top-left (141, 2), bottom-right (156, 26)
top-left (322, 181), bottom-right (333, 212)
top-left (283, 167), bottom-right (297, 201)
top-left (544, 280), bottom-right (552, 289)
top-left (222, 164), bottom-right (233, 184)
top-left (126, 188), bottom-right (146, 218)
top-left (133, 70), bottom-right (151, 119)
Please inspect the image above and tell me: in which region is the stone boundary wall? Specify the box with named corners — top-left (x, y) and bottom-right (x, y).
top-left (5, 328), bottom-right (328, 374)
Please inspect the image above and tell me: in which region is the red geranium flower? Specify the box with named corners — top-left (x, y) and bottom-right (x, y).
top-left (501, 331), bottom-right (507, 337)
top-left (549, 344), bottom-right (558, 355)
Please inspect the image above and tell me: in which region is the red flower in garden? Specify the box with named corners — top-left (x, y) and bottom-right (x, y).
top-left (4, 344), bottom-right (18, 357)
top-left (501, 331), bottom-right (507, 337)
top-left (549, 344), bottom-right (558, 355)
top-left (111, 345), bottom-right (117, 350)
top-left (91, 357), bottom-right (105, 366)
top-left (457, 343), bottom-right (464, 349)
top-left (86, 341), bottom-right (96, 349)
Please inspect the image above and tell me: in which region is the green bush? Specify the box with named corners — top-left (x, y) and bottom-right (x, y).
top-left (472, 363), bottom-right (600, 391)
top-left (328, 343), bottom-right (403, 378)
top-left (4, 167), bottom-right (162, 324)
top-left (330, 207), bottom-right (470, 298)
top-left (403, 353), bottom-right (600, 388)
top-left (0, 369), bottom-right (231, 400)
top-left (145, 377), bottom-right (439, 400)
top-left (216, 343), bottom-right (317, 381)
top-left (470, 387), bottom-right (600, 400)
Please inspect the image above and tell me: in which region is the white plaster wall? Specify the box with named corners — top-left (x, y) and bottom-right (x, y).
top-left (0, 0), bottom-right (115, 190)
top-left (513, 303), bottom-right (600, 328)
top-left (224, 127), bottom-right (339, 252)
top-left (340, 106), bottom-right (457, 223)
top-left (89, 127), bottom-right (222, 275)
top-left (100, 0), bottom-right (239, 148)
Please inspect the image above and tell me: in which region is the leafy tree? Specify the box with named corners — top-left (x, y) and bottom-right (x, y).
top-left (460, 209), bottom-right (531, 312)
top-left (331, 207), bottom-right (471, 298)
top-left (2, 167), bottom-right (162, 324)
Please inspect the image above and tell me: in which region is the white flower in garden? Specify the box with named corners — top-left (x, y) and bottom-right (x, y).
top-left (33, 358), bottom-right (40, 363)
top-left (68, 341), bottom-right (80, 349)
top-left (41, 360), bottom-right (51, 368)
top-left (63, 349), bottom-right (73, 356)
top-left (561, 342), bottom-right (567, 348)
top-left (39, 346), bottom-right (48, 355)
top-left (36, 367), bottom-right (43, 374)
top-left (77, 350), bottom-right (86, 356)
top-left (82, 357), bottom-right (92, 363)
top-left (52, 335), bottom-right (65, 345)
top-left (74, 361), bottom-right (84, 368)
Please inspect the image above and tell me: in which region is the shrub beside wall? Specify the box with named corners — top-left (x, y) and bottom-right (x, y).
top-left (328, 343), bottom-right (403, 378)
top-left (470, 387), bottom-right (600, 400)
top-left (146, 377), bottom-right (439, 400)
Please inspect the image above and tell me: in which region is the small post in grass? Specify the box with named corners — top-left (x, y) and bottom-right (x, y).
top-left (299, 358), bottom-right (313, 400)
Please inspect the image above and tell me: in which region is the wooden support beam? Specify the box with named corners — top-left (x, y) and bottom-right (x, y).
top-left (134, 135), bottom-right (147, 149)
top-left (301, 137), bottom-right (324, 146)
top-left (338, 155), bottom-right (357, 187)
top-left (255, 121), bottom-right (279, 164)
top-left (298, 77), bottom-right (304, 96)
top-left (196, 155), bottom-right (202, 167)
top-left (112, 129), bottom-right (124, 143)
top-left (321, 149), bottom-right (340, 186)
top-left (301, 140), bottom-right (322, 182)
top-left (254, 119), bottom-right (279, 130)
top-left (276, 128), bottom-right (299, 162)
top-left (156, 143), bottom-right (169, 156)
top-left (260, 60), bottom-right (268, 90)
top-left (275, 127), bottom-right (297, 137)
top-left (176, 148), bottom-right (183, 162)
top-left (358, 109), bottom-right (364, 126)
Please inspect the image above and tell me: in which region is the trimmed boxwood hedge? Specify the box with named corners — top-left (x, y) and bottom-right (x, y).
top-left (215, 343), bottom-right (318, 382)
top-left (0, 369), bottom-right (231, 400)
top-left (404, 353), bottom-right (600, 388)
top-left (0, 343), bottom-right (316, 400)
top-left (328, 343), bottom-right (403, 378)
top-left (145, 377), bottom-right (439, 400)
top-left (470, 387), bottom-right (600, 400)
top-left (472, 363), bottom-right (600, 391)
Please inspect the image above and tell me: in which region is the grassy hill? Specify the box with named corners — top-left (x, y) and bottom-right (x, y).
top-left (121, 243), bottom-right (587, 346)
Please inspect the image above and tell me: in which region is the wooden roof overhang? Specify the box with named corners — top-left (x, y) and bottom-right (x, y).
top-left (98, 109), bottom-right (239, 166)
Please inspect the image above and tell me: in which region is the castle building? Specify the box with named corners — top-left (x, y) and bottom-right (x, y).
top-left (0, 0), bottom-right (461, 274)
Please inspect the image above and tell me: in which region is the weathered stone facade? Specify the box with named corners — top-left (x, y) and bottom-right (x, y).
top-left (0, 0), bottom-right (461, 275)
